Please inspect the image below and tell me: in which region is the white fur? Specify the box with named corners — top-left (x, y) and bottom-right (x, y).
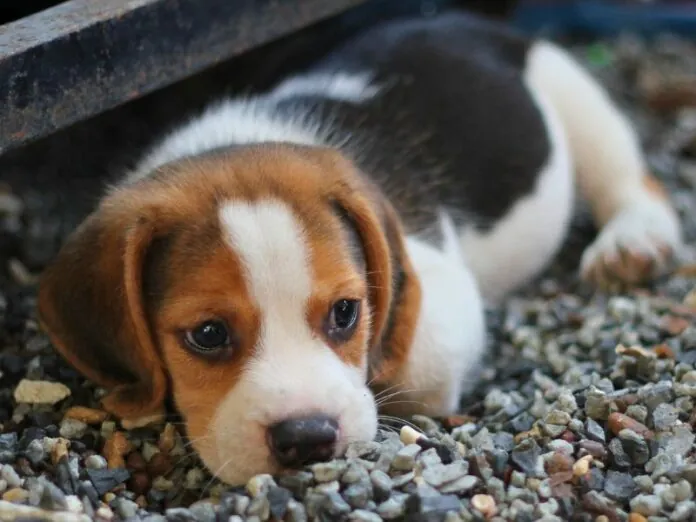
top-left (211, 200), bottom-right (377, 485)
top-left (525, 40), bottom-right (683, 278)
top-left (459, 77), bottom-right (575, 304)
top-left (126, 71), bottom-right (377, 183)
top-left (387, 211), bottom-right (486, 417)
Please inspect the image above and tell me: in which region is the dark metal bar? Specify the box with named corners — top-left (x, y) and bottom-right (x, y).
top-left (0, 0), bottom-right (369, 154)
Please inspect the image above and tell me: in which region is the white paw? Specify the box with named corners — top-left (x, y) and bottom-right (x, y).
top-left (580, 200), bottom-right (682, 288)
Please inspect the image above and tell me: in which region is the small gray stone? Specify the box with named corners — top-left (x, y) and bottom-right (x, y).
top-left (630, 494), bottom-right (663, 516)
top-left (349, 509), bottom-right (382, 522)
top-left (639, 381), bottom-right (675, 412)
top-left (342, 483), bottom-right (372, 509)
top-left (439, 475), bottom-right (479, 494)
top-left (544, 410), bottom-right (571, 426)
top-left (341, 461), bottom-right (369, 485)
top-left (391, 444), bottom-right (421, 471)
top-left (370, 469), bottom-right (392, 500)
top-left (1, 465), bottom-right (21, 488)
top-left (585, 419), bottom-right (606, 442)
top-left (23, 439), bottom-right (45, 466)
top-left (658, 426), bottom-right (696, 457)
top-left (492, 432), bottom-right (515, 452)
top-left (608, 437), bottom-right (632, 468)
top-left (604, 471), bottom-right (635, 501)
top-left (166, 508), bottom-right (195, 521)
top-left (619, 428), bottom-right (650, 466)
top-left (422, 461), bottom-right (469, 488)
top-left (626, 404), bottom-right (649, 424)
top-left (585, 388), bottom-right (611, 420)
top-left (85, 455), bottom-right (107, 470)
top-left (189, 501), bottom-right (216, 522)
top-left (114, 498), bottom-right (139, 520)
top-left (312, 460), bottom-right (348, 482)
top-left (512, 439), bottom-right (542, 477)
top-left (634, 475), bottom-right (654, 493)
top-left (653, 404), bottom-right (680, 430)
top-left (671, 500), bottom-right (696, 521)
top-left (547, 440), bottom-right (573, 456)
top-left (647, 453), bottom-right (682, 479)
top-left (59, 418), bottom-right (87, 440)
top-left (608, 296), bottom-right (637, 321)
top-left (346, 441), bottom-right (381, 460)
top-left (377, 496), bottom-right (407, 519)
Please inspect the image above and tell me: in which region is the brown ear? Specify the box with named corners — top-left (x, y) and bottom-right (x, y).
top-left (37, 194), bottom-right (168, 425)
top-left (331, 175), bottom-right (422, 386)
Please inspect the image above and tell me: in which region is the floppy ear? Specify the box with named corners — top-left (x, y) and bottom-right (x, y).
top-left (331, 175), bottom-right (422, 386)
top-left (37, 194), bottom-right (168, 426)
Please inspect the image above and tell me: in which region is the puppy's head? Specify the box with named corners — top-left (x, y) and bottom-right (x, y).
top-left (38, 144), bottom-right (419, 485)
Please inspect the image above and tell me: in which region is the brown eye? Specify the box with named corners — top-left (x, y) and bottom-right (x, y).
top-left (324, 299), bottom-right (361, 342)
top-left (185, 320), bottom-right (232, 354)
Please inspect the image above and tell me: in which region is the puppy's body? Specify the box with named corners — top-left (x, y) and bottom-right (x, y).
top-left (39, 12), bottom-right (682, 485)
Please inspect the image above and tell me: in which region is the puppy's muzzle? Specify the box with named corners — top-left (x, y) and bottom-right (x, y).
top-left (267, 415), bottom-right (339, 468)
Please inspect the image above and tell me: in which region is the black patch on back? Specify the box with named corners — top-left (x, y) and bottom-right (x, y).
top-left (273, 11), bottom-right (550, 235)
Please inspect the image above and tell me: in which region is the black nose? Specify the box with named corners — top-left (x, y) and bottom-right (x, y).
top-left (267, 415), bottom-right (339, 468)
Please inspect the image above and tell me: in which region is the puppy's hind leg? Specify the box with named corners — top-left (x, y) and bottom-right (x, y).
top-left (524, 41), bottom-right (683, 288)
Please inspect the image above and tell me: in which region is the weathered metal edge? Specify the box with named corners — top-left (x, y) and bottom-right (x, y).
top-left (0, 0), bottom-right (369, 154)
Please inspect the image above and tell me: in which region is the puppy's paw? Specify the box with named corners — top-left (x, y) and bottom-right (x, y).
top-left (580, 201), bottom-right (682, 289)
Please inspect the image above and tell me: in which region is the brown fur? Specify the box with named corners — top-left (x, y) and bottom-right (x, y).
top-left (38, 144), bottom-right (420, 438)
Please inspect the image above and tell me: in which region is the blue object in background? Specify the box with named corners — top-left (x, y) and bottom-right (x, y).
top-left (512, 0), bottom-right (696, 38)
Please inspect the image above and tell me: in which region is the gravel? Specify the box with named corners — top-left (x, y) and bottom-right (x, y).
top-left (0, 28), bottom-right (696, 522)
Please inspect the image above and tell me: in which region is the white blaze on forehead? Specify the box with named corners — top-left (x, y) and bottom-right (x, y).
top-left (219, 200), bottom-right (313, 340)
top-left (209, 199), bottom-right (377, 484)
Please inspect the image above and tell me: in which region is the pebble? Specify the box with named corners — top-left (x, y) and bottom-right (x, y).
top-left (630, 494), bottom-right (663, 516)
top-left (471, 494), bottom-right (497, 517)
top-left (604, 471), bottom-right (636, 501)
top-left (619, 428), bottom-right (651, 465)
top-left (13, 380), bottom-right (71, 405)
top-left (391, 445), bottom-right (421, 471)
top-left (58, 419), bottom-right (87, 440)
top-left (653, 404), bottom-right (680, 430)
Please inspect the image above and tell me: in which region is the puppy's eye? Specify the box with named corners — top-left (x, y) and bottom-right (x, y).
top-left (185, 320), bottom-right (231, 353)
top-left (325, 299), bottom-right (361, 342)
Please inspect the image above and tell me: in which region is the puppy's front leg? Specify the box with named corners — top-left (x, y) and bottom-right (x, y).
top-left (378, 232), bottom-right (486, 418)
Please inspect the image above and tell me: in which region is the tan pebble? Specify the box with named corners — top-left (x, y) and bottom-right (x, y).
top-left (158, 423), bottom-right (177, 454)
top-left (628, 514), bottom-right (648, 522)
top-left (136, 495), bottom-right (148, 509)
top-left (152, 476), bottom-right (174, 491)
top-left (615, 344), bottom-right (656, 359)
top-left (63, 406), bottom-right (109, 425)
top-left (456, 442), bottom-right (467, 458)
top-left (573, 455), bottom-right (593, 477)
top-left (103, 492), bottom-right (116, 503)
top-left (471, 494), bottom-right (497, 517)
top-left (400, 425), bottom-right (425, 445)
top-left (96, 505), bottom-right (115, 520)
top-left (100, 421), bottom-right (116, 441)
top-left (608, 412), bottom-right (653, 439)
top-left (683, 288), bottom-right (696, 307)
top-left (595, 516), bottom-right (609, 522)
top-left (141, 441), bottom-right (160, 462)
top-left (102, 431), bottom-right (132, 469)
top-left (51, 438), bottom-right (71, 466)
top-left (13, 379), bottom-right (71, 405)
top-left (2, 487), bottom-right (29, 503)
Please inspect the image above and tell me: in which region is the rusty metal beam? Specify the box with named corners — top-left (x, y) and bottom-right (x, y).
top-left (0, 0), bottom-right (369, 154)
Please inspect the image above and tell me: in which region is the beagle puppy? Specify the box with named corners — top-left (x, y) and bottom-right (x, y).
top-left (37, 12), bottom-right (682, 485)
